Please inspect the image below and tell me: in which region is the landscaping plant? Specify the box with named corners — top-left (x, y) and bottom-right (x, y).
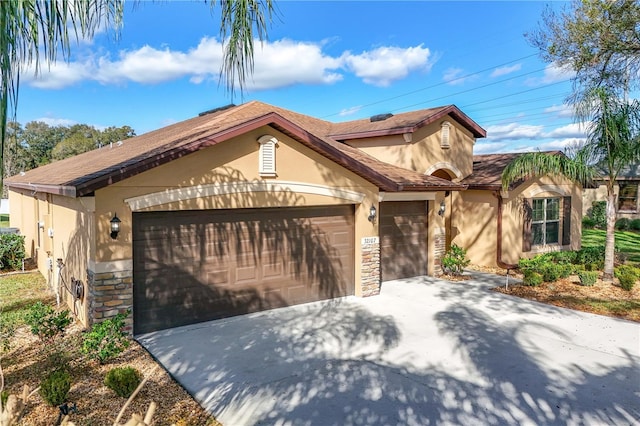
top-left (0, 234), bottom-right (25, 271)
top-left (82, 312), bottom-right (130, 364)
top-left (578, 271), bottom-right (598, 287)
top-left (104, 366), bottom-right (142, 398)
top-left (441, 244), bottom-right (470, 276)
top-left (24, 302), bottom-right (71, 344)
top-left (39, 370), bottom-right (71, 406)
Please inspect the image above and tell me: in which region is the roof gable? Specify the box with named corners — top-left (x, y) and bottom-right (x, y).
top-left (6, 101), bottom-right (468, 196)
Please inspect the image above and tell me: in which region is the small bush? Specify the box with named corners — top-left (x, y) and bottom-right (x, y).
top-left (584, 262), bottom-right (600, 271)
top-left (24, 302), bottom-right (71, 343)
top-left (39, 370), bottom-right (71, 406)
top-left (544, 251), bottom-right (578, 265)
top-left (539, 262), bottom-right (562, 282)
top-left (582, 216), bottom-right (596, 229)
top-left (576, 246), bottom-right (605, 268)
top-left (630, 219), bottom-right (640, 231)
top-left (588, 201), bottom-right (607, 229)
top-left (104, 366), bottom-right (142, 398)
top-left (619, 273), bottom-right (636, 291)
top-left (615, 265), bottom-right (640, 280)
top-left (0, 234), bottom-right (25, 271)
top-left (441, 244), bottom-right (470, 276)
top-left (523, 270), bottom-right (543, 287)
top-left (578, 271), bottom-right (598, 286)
top-left (82, 312), bottom-right (130, 364)
top-left (615, 218), bottom-right (631, 231)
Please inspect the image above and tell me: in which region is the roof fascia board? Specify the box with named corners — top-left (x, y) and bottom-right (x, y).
top-left (5, 182), bottom-right (76, 197)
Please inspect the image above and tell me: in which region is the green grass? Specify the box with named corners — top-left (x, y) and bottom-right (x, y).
top-left (0, 271), bottom-right (52, 326)
top-left (582, 228), bottom-right (640, 263)
top-left (0, 214), bottom-right (9, 228)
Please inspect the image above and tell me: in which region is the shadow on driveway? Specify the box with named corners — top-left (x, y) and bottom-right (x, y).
top-left (138, 273), bottom-right (640, 425)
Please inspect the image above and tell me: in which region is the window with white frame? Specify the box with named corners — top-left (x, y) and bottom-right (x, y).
top-left (258, 135), bottom-right (278, 177)
top-left (532, 198), bottom-right (560, 246)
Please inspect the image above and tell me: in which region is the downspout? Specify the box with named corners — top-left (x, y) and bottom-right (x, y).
top-left (495, 191), bottom-right (518, 270)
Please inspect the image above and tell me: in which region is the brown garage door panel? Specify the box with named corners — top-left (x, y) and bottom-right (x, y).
top-left (133, 206), bottom-right (354, 334)
top-left (380, 201), bottom-right (428, 281)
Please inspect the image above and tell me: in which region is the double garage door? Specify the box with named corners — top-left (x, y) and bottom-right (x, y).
top-left (133, 206), bottom-right (354, 334)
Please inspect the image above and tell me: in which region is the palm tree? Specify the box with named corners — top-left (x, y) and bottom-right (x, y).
top-left (0, 0), bottom-right (273, 190)
top-left (502, 88), bottom-right (640, 280)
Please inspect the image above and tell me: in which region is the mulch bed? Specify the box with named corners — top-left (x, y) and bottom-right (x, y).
top-left (492, 275), bottom-right (640, 322)
top-left (2, 324), bottom-right (220, 425)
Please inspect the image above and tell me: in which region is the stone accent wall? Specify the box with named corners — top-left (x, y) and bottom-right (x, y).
top-left (434, 228), bottom-right (446, 275)
top-left (87, 269), bottom-right (133, 331)
top-left (361, 240), bottom-right (381, 297)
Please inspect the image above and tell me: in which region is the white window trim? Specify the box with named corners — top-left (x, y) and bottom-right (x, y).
top-left (258, 135), bottom-right (278, 177)
top-left (532, 197), bottom-right (560, 247)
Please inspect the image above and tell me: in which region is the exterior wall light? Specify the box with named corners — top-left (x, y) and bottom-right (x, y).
top-left (110, 213), bottom-right (121, 239)
top-left (368, 205), bottom-right (377, 223)
top-left (438, 200), bottom-right (446, 216)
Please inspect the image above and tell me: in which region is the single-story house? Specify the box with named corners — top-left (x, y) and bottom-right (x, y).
top-left (6, 101), bottom-right (582, 334)
top-left (582, 163), bottom-right (640, 220)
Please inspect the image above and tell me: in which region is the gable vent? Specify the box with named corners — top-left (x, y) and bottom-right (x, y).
top-left (370, 113), bottom-right (394, 122)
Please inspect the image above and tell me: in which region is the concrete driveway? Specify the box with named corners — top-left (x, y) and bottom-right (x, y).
top-left (137, 273), bottom-right (640, 425)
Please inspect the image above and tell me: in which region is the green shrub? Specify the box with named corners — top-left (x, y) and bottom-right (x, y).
top-left (615, 218), bottom-right (631, 231)
top-left (104, 366), bottom-right (141, 398)
top-left (588, 201), bottom-right (607, 229)
top-left (518, 256), bottom-right (547, 274)
top-left (576, 246), bottom-right (605, 268)
top-left (0, 234), bottom-right (25, 271)
top-left (39, 370), bottom-right (71, 406)
top-left (578, 271), bottom-right (598, 286)
top-left (540, 262), bottom-right (562, 282)
top-left (24, 302), bottom-right (71, 343)
top-left (584, 262), bottom-right (601, 271)
top-left (582, 216), bottom-right (596, 229)
top-left (615, 265), bottom-right (640, 280)
top-left (619, 273), bottom-right (636, 291)
top-left (523, 270), bottom-right (543, 286)
top-left (630, 219), bottom-right (640, 231)
top-left (558, 264), bottom-right (573, 279)
top-left (544, 251), bottom-right (578, 265)
top-left (441, 244), bottom-right (470, 276)
top-left (82, 312), bottom-right (130, 364)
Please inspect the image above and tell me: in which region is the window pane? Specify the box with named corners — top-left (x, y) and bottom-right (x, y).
top-left (618, 184), bottom-right (638, 211)
top-left (532, 223), bottom-right (544, 245)
top-left (532, 199), bottom-right (545, 222)
top-left (546, 198), bottom-right (560, 220)
top-left (546, 222), bottom-right (559, 244)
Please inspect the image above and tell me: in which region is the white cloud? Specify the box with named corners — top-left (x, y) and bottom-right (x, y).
top-left (442, 67), bottom-right (477, 86)
top-left (33, 117), bottom-right (78, 127)
top-left (338, 106), bottom-right (362, 117)
top-left (525, 62), bottom-right (574, 86)
top-left (490, 64), bottom-right (521, 78)
top-left (473, 141), bottom-right (508, 154)
top-left (543, 122), bottom-right (587, 139)
top-left (22, 38), bottom-right (432, 91)
top-left (544, 104), bottom-right (574, 119)
top-left (486, 123), bottom-right (545, 141)
top-left (342, 45), bottom-right (432, 87)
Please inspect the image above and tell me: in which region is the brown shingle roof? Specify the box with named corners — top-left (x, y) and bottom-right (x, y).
top-left (329, 105), bottom-right (486, 140)
top-left (462, 151), bottom-right (563, 190)
top-left (6, 101), bottom-right (469, 196)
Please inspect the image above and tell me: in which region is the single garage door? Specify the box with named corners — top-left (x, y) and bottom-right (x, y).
top-left (133, 205), bottom-right (354, 334)
top-left (380, 201), bottom-right (428, 281)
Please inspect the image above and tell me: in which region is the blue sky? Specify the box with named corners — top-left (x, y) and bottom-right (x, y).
top-left (17, 1), bottom-right (598, 154)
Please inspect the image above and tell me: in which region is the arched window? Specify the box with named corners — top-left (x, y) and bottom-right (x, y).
top-left (257, 135), bottom-right (278, 177)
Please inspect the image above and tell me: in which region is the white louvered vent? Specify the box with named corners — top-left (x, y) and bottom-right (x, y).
top-left (258, 135), bottom-right (278, 177)
top-left (440, 121), bottom-right (451, 149)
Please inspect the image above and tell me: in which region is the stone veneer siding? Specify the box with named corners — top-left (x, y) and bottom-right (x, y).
top-left (433, 229), bottom-right (446, 275)
top-left (361, 240), bottom-right (381, 296)
top-left (87, 269), bottom-right (133, 331)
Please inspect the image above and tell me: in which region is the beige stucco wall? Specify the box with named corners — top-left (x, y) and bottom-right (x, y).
top-left (94, 125), bottom-right (380, 296)
top-left (583, 183), bottom-right (640, 220)
top-left (342, 116), bottom-right (475, 180)
top-left (453, 176), bottom-right (582, 267)
top-left (8, 188), bottom-right (95, 325)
